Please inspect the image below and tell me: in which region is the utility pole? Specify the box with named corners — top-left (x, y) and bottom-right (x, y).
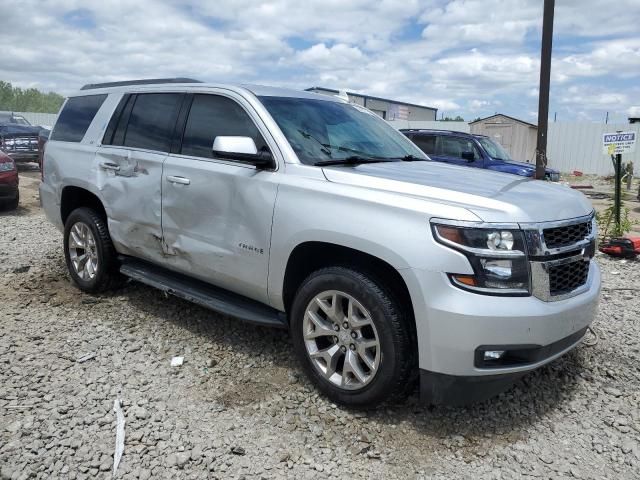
top-left (614, 153), bottom-right (622, 229)
top-left (535, 0), bottom-right (555, 180)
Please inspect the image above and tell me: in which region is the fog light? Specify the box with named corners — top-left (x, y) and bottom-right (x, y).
top-left (483, 350), bottom-right (505, 361)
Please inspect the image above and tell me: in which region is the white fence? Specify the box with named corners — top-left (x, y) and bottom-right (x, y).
top-left (0, 111), bottom-right (58, 128)
top-left (390, 120), bottom-right (639, 175)
top-left (546, 123), bottom-right (640, 176)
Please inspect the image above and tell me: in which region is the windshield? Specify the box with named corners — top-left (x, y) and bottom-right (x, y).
top-left (258, 96), bottom-right (427, 165)
top-left (477, 137), bottom-right (511, 161)
top-left (13, 116), bottom-right (30, 126)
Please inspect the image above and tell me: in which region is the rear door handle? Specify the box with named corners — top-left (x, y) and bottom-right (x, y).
top-left (167, 175), bottom-right (190, 185)
top-left (99, 161), bottom-right (120, 171)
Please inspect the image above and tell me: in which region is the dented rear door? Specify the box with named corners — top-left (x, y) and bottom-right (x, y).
top-left (95, 92), bottom-right (184, 263)
top-left (95, 145), bottom-right (167, 262)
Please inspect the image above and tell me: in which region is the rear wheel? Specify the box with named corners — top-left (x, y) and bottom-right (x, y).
top-left (63, 207), bottom-right (123, 293)
top-left (291, 266), bottom-right (415, 407)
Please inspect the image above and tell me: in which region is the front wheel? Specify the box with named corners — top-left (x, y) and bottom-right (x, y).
top-left (290, 266), bottom-right (415, 407)
top-left (63, 207), bottom-right (123, 293)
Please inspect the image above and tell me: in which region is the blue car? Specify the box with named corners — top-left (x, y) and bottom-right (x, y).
top-left (401, 129), bottom-right (560, 181)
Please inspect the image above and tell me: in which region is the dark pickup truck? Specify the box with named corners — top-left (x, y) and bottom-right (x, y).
top-left (0, 113), bottom-right (43, 164)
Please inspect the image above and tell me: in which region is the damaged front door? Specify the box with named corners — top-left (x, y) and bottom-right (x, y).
top-left (160, 92), bottom-right (278, 304)
top-left (96, 92), bottom-right (184, 263)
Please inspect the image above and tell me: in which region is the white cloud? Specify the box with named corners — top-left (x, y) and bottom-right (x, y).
top-left (0, 0), bottom-right (638, 121)
top-left (628, 106), bottom-right (640, 117)
top-left (290, 43), bottom-right (364, 68)
top-left (469, 99), bottom-right (490, 111)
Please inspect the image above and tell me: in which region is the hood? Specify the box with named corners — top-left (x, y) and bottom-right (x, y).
top-left (489, 157), bottom-right (559, 175)
top-left (0, 124), bottom-right (41, 136)
top-left (322, 161), bottom-right (591, 223)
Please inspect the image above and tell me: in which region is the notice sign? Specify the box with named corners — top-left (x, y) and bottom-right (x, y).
top-left (602, 131), bottom-right (636, 155)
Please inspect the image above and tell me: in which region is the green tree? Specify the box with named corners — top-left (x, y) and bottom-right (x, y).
top-left (441, 115), bottom-right (465, 122)
top-left (0, 81), bottom-right (64, 113)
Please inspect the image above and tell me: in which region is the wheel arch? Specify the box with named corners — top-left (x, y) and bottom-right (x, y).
top-left (281, 241), bottom-right (416, 329)
top-left (60, 185), bottom-right (107, 225)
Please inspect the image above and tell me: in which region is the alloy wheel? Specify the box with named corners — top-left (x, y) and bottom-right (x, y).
top-left (303, 290), bottom-right (381, 390)
top-left (68, 222), bottom-right (99, 280)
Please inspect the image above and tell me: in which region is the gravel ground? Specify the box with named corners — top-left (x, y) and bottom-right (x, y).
top-left (1, 172), bottom-right (639, 479)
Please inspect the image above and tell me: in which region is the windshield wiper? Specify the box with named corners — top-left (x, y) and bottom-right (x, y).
top-left (314, 156), bottom-right (395, 166)
top-left (397, 154), bottom-right (426, 162)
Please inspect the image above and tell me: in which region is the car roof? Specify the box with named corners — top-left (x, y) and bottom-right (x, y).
top-left (400, 129), bottom-right (490, 139)
top-left (74, 79), bottom-right (344, 103)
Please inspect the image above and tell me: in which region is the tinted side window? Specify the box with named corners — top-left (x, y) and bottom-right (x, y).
top-left (51, 94), bottom-right (107, 142)
top-left (413, 135), bottom-right (436, 154)
top-left (181, 94), bottom-right (267, 159)
top-left (123, 93), bottom-right (182, 152)
top-left (438, 137), bottom-right (478, 159)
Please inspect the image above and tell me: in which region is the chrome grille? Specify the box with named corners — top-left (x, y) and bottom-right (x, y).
top-left (543, 221), bottom-right (592, 249)
top-left (548, 260), bottom-right (589, 296)
top-left (1, 135), bottom-right (39, 152)
top-left (525, 213), bottom-right (596, 302)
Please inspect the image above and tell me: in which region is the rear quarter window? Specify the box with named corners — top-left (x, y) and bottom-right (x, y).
top-left (50, 94), bottom-right (107, 142)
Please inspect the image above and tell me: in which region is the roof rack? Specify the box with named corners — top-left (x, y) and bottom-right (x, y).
top-left (80, 78), bottom-right (202, 91)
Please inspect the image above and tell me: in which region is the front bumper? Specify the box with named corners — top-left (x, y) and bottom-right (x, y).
top-left (402, 261), bottom-right (600, 402)
top-left (0, 181), bottom-right (19, 200)
top-left (7, 151), bottom-right (39, 163)
top-left (420, 326), bottom-right (588, 405)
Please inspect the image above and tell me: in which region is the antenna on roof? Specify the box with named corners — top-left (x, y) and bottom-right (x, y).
top-left (336, 90), bottom-right (350, 102)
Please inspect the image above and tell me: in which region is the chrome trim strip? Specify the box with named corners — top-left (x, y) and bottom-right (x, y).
top-left (450, 276), bottom-right (529, 295)
top-left (431, 217), bottom-right (520, 230)
top-left (518, 212), bottom-right (595, 231)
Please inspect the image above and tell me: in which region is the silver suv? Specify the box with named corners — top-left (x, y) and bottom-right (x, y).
top-left (40, 79), bottom-right (600, 407)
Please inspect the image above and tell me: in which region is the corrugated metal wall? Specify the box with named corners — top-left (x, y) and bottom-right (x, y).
top-left (0, 111), bottom-right (58, 128)
top-left (546, 123), bottom-right (640, 175)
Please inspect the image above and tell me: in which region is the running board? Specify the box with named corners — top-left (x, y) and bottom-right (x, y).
top-left (119, 257), bottom-right (287, 329)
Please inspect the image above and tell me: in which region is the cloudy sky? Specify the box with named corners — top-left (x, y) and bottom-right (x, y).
top-left (2, 0), bottom-right (639, 122)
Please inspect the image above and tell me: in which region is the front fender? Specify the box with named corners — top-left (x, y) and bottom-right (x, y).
top-left (266, 177), bottom-right (473, 310)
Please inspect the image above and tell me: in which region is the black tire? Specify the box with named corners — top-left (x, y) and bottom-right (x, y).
top-left (7, 191), bottom-right (19, 210)
top-left (290, 266), bottom-right (415, 407)
top-left (0, 191), bottom-right (18, 211)
top-left (63, 207), bottom-right (123, 293)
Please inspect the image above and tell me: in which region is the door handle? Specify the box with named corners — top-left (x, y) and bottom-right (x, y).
top-left (167, 175), bottom-right (190, 185)
top-left (99, 161), bottom-right (120, 171)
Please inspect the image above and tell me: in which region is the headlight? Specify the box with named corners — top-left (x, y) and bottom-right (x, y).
top-left (0, 160), bottom-right (15, 172)
top-left (432, 222), bottom-right (530, 295)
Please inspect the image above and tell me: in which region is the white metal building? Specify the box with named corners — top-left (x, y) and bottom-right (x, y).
top-left (305, 87), bottom-right (437, 121)
top-left (470, 114), bottom-right (538, 163)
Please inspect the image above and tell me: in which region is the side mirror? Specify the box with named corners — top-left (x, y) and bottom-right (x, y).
top-left (212, 136), bottom-right (274, 169)
top-left (461, 151), bottom-right (475, 162)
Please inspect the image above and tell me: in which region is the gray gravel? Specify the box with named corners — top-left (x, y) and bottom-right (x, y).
top-left (1, 176), bottom-right (639, 479)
